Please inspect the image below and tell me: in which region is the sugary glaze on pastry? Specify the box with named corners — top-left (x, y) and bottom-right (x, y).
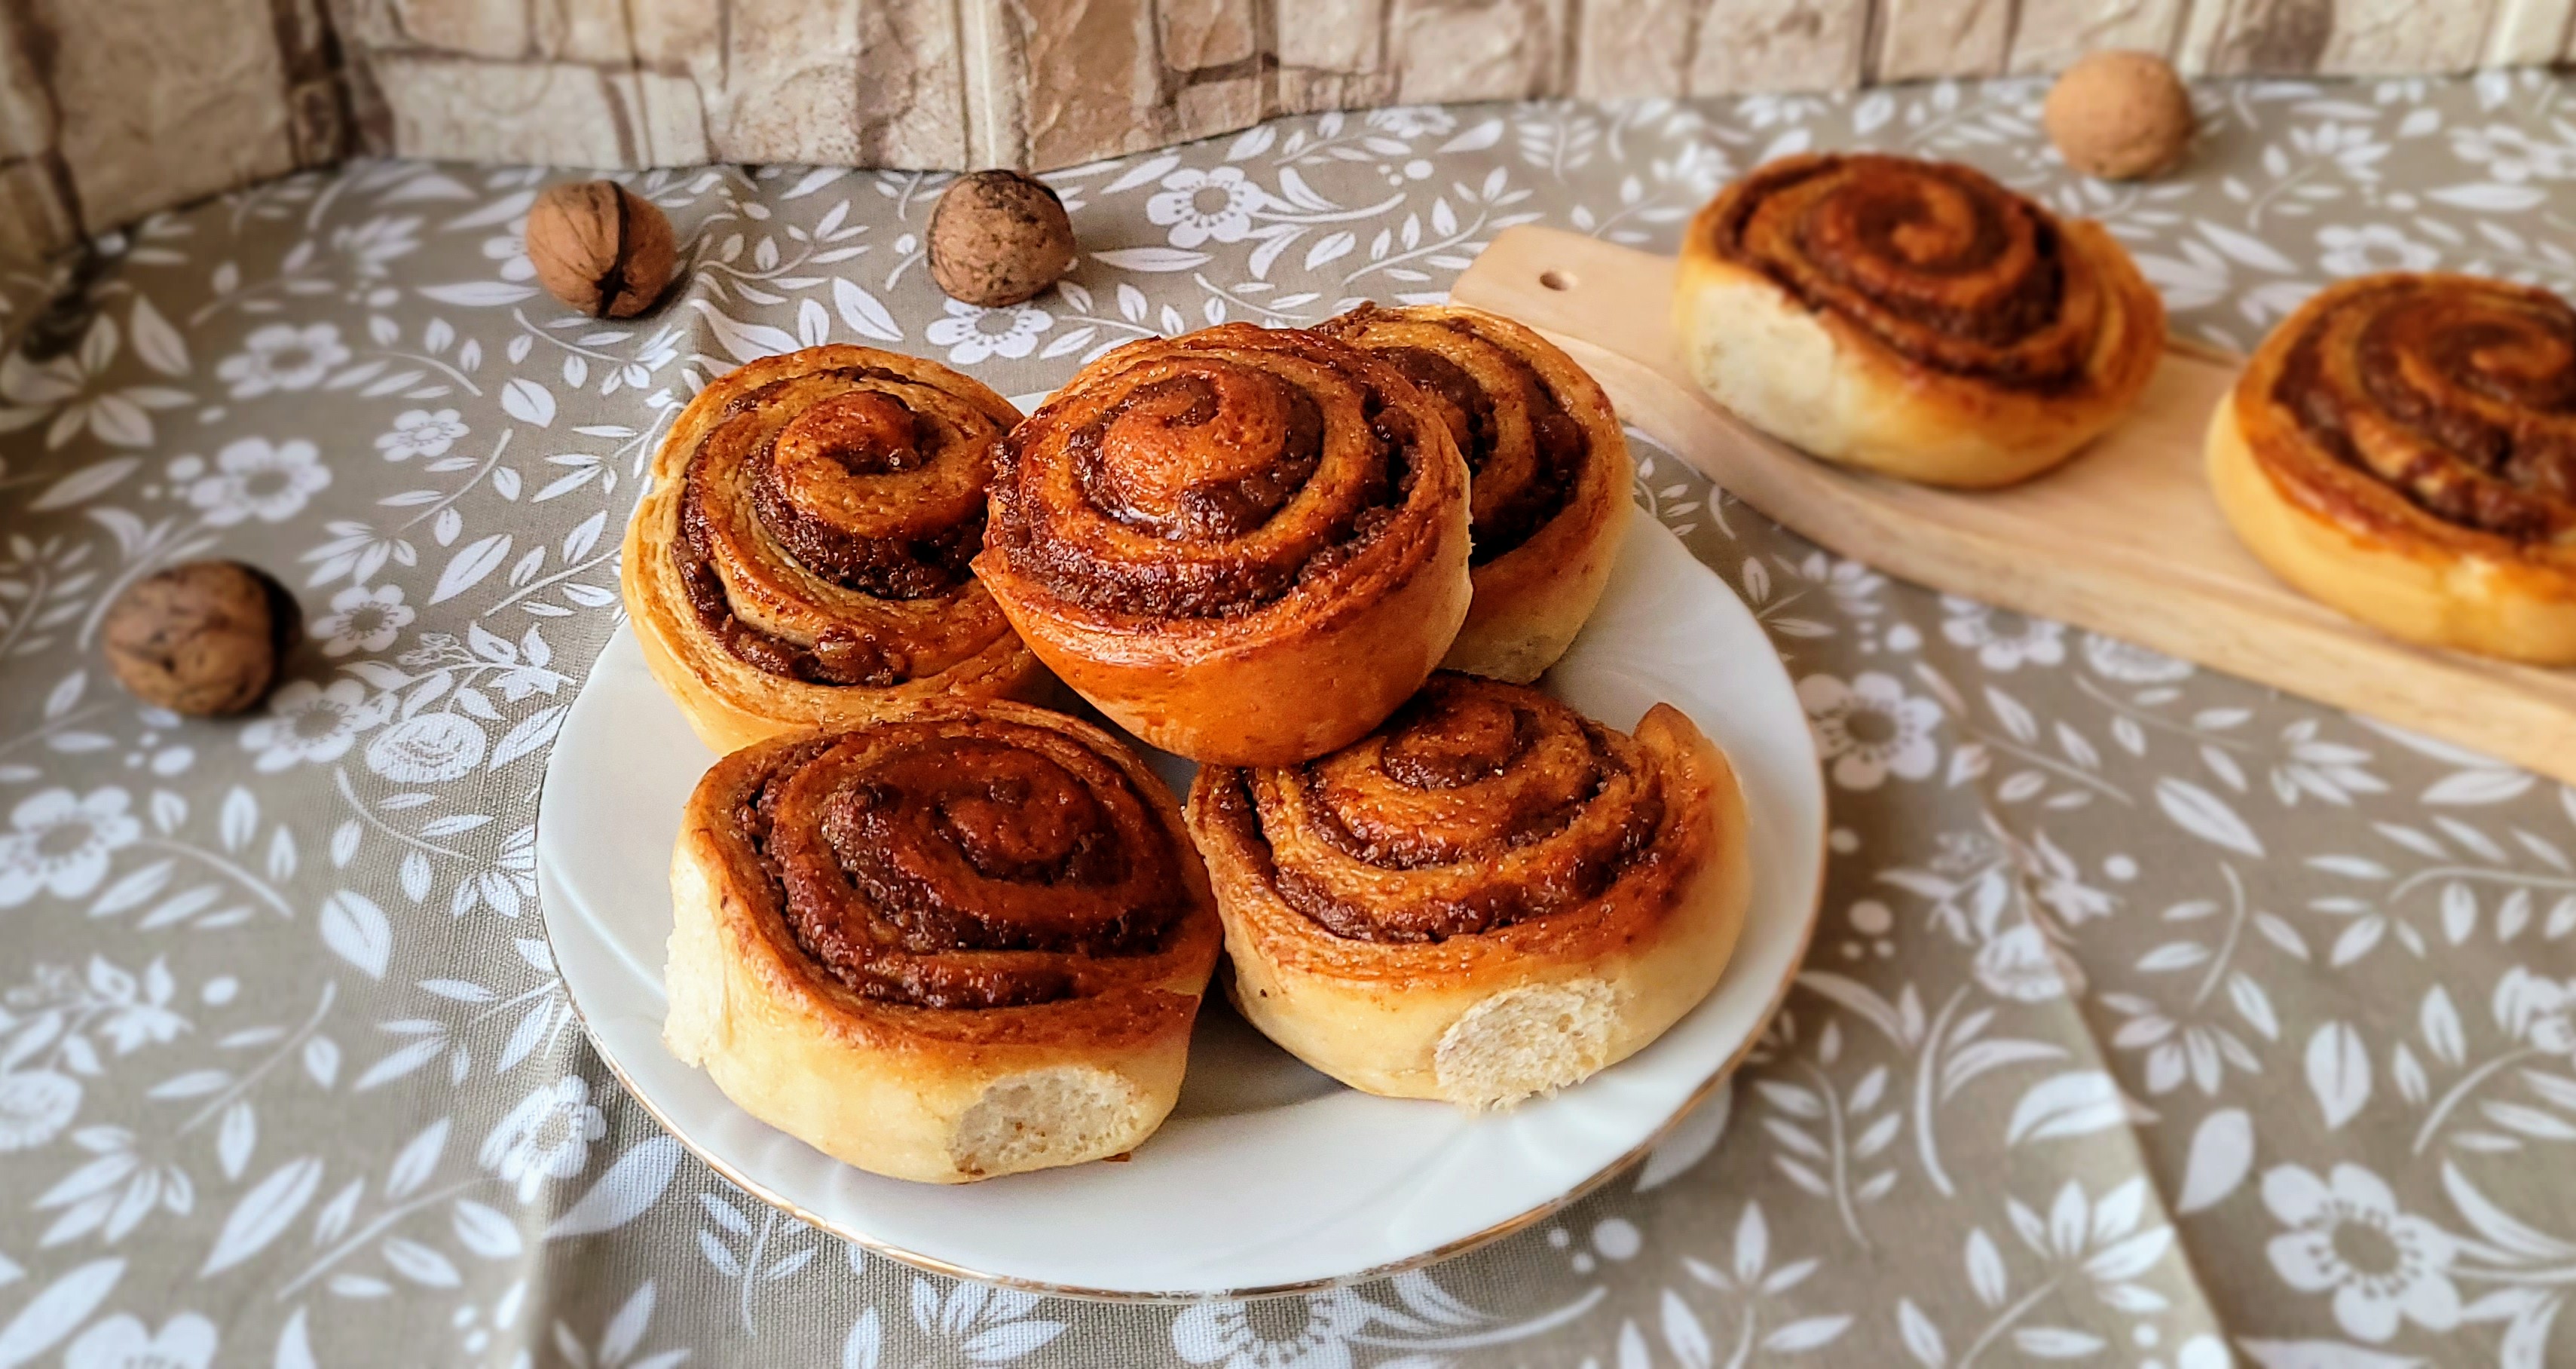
top-left (711, 716), bottom-right (1201, 1009)
top-left (988, 325), bottom-right (1441, 618)
top-left (2256, 275), bottom-right (2574, 543)
top-left (1203, 673), bottom-right (1683, 944)
top-left (1314, 304), bottom-right (1632, 684)
top-left (1319, 305), bottom-right (1589, 565)
top-left (1704, 153), bottom-right (2114, 392)
top-left (622, 346), bottom-right (1044, 752)
top-left (673, 363), bottom-right (1014, 684)
top-left (976, 323), bottom-right (1472, 764)
top-left (2209, 271), bottom-right (2576, 663)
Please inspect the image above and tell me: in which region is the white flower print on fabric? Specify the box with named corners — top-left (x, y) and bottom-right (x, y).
top-left (1172, 1290), bottom-right (1372, 1369)
top-left (482, 1075), bottom-right (607, 1200)
top-left (1972, 923), bottom-right (2079, 1002)
top-left (0, 1070), bottom-right (80, 1150)
top-left (922, 300), bottom-right (1054, 366)
top-left (186, 436), bottom-right (331, 525)
top-left (1797, 672), bottom-right (1941, 790)
top-left (2447, 123), bottom-right (2571, 182)
top-left (332, 213), bottom-right (424, 277)
top-left (2493, 967), bottom-right (2576, 1055)
top-left (1149, 166), bottom-right (1265, 248)
top-left (314, 583), bottom-right (415, 657)
top-left (482, 225), bottom-right (536, 283)
top-left (366, 712), bottom-right (488, 783)
top-left (314, 585), bottom-right (415, 660)
top-left (240, 679), bottom-right (391, 771)
top-left (1363, 105), bottom-right (1458, 140)
top-left (2263, 1163), bottom-right (2462, 1343)
top-left (0, 787), bottom-right (141, 906)
top-left (1939, 596), bottom-right (2065, 671)
top-left (2317, 224), bottom-right (2440, 277)
top-left (215, 322), bottom-right (348, 398)
top-left (63, 1312), bottom-right (218, 1369)
top-left (375, 407), bottom-right (469, 461)
top-left (2080, 631), bottom-right (2194, 683)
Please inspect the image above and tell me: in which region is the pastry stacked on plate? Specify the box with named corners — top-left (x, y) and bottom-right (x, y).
top-left (623, 308), bottom-right (1753, 1182)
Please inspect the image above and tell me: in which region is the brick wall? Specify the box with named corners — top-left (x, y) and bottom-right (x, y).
top-left (1, 0), bottom-right (2568, 260)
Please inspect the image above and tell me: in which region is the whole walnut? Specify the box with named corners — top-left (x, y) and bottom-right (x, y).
top-left (929, 170), bottom-right (1076, 308)
top-left (526, 180), bottom-right (679, 318)
top-left (102, 561), bottom-right (299, 716)
top-left (2044, 51), bottom-right (2195, 181)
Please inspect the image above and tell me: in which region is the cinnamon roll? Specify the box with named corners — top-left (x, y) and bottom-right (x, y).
top-left (620, 346), bottom-right (1046, 754)
top-left (2209, 272), bottom-right (2576, 664)
top-left (976, 324), bottom-right (1473, 766)
top-left (1184, 673), bottom-right (1751, 1110)
top-left (1675, 152), bottom-right (2164, 486)
top-left (1315, 304), bottom-right (1632, 682)
top-left (662, 701), bottom-right (1222, 1183)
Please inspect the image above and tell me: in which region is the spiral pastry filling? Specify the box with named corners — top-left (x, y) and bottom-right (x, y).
top-left (2265, 277), bottom-right (2576, 544)
top-left (1205, 675), bottom-right (1669, 943)
top-left (674, 366), bottom-right (1010, 684)
top-left (990, 328), bottom-right (1437, 618)
top-left (1322, 307), bottom-right (1590, 566)
top-left (1709, 154), bottom-right (2106, 391)
top-left (729, 718), bottom-right (1190, 1009)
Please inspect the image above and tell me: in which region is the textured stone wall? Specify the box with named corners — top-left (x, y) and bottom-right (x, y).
top-left (1, 0), bottom-right (2570, 261)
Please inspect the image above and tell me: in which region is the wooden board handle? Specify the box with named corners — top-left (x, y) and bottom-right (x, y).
top-left (1452, 226), bottom-right (2576, 786)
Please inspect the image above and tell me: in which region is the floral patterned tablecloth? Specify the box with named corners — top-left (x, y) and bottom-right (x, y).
top-left (5, 69), bottom-right (2576, 1369)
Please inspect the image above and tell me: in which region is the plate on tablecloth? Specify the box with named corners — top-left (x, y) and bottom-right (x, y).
top-left (537, 515), bottom-right (1824, 1298)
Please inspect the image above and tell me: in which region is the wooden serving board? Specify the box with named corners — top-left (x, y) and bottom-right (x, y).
top-left (1451, 226), bottom-right (2576, 786)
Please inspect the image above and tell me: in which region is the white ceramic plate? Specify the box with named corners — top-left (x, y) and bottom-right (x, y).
top-left (537, 515), bottom-right (1824, 1299)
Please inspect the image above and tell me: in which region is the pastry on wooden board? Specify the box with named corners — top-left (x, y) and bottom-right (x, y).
top-left (1185, 672), bottom-right (1751, 1110)
top-left (976, 323), bottom-right (1473, 767)
top-left (1674, 152), bottom-right (2165, 488)
top-left (1316, 303), bottom-right (1632, 683)
top-left (662, 701), bottom-right (1222, 1184)
top-left (620, 345), bottom-right (1045, 755)
top-left (2208, 271), bottom-right (2576, 665)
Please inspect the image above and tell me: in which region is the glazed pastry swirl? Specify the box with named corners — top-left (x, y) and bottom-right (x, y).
top-left (724, 715), bottom-right (1196, 1010)
top-left (1708, 152), bottom-right (2117, 390)
top-left (1316, 305), bottom-right (1589, 565)
top-left (624, 347), bottom-right (1045, 752)
top-left (2257, 274), bottom-right (2576, 542)
top-left (1207, 674), bottom-right (1674, 943)
top-left (675, 362), bottom-right (1018, 684)
top-left (989, 324), bottom-right (1443, 618)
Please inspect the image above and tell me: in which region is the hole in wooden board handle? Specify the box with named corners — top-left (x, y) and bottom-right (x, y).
top-left (1539, 269), bottom-right (1574, 291)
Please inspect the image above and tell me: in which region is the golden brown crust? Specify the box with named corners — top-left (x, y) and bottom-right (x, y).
top-left (662, 700), bottom-right (1222, 1182)
top-left (620, 345), bottom-right (1047, 753)
top-left (975, 323), bottom-right (1472, 765)
top-left (2211, 271), bottom-right (2576, 663)
top-left (1183, 675), bottom-right (1751, 1107)
top-left (1674, 152), bottom-right (2164, 487)
top-left (1314, 304), bottom-right (1632, 682)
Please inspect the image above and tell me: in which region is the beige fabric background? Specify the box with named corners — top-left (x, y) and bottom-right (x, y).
top-left (2, 0), bottom-right (2574, 262)
top-left (3, 69), bottom-right (2576, 1368)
